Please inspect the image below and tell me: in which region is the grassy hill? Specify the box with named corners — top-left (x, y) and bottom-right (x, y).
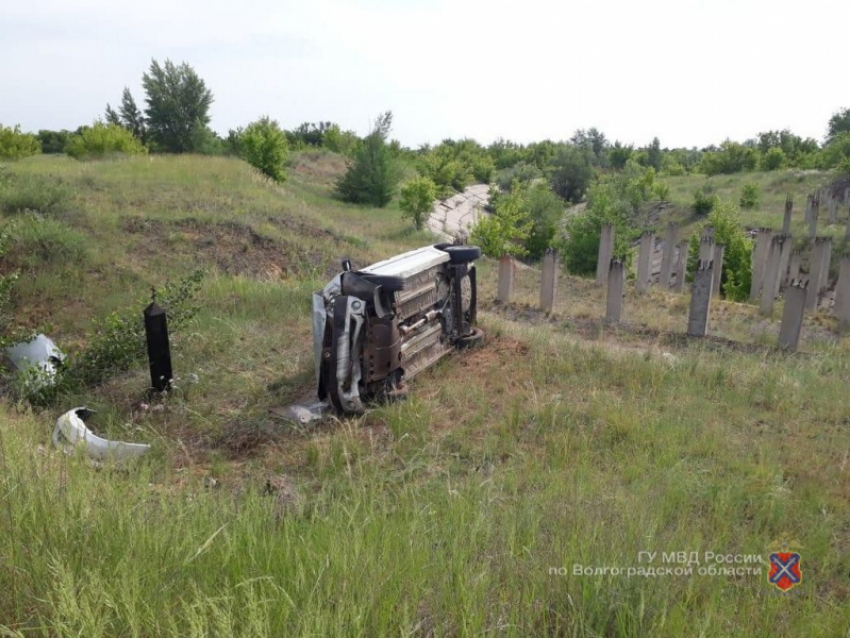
top-left (1, 155), bottom-right (849, 636)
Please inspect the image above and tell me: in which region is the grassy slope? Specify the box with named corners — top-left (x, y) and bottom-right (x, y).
top-left (1, 155), bottom-right (849, 637)
top-left (658, 170), bottom-right (845, 247)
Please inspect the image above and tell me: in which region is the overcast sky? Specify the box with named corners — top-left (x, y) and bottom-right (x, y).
top-left (2, 0), bottom-right (846, 149)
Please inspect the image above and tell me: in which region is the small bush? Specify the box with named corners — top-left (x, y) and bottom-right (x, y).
top-left (399, 177), bottom-right (437, 230)
top-left (739, 183), bottom-right (760, 209)
top-left (65, 122), bottom-right (146, 159)
top-left (236, 117), bottom-right (288, 181)
top-left (654, 181), bottom-right (670, 201)
top-left (693, 187), bottom-right (719, 216)
top-left (761, 147), bottom-right (786, 171)
top-left (0, 173), bottom-right (69, 214)
top-left (67, 270), bottom-right (204, 388)
top-left (686, 202), bottom-right (752, 301)
top-left (0, 124), bottom-right (41, 160)
top-left (9, 215), bottom-right (90, 266)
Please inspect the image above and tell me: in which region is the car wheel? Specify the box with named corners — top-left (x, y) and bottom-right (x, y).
top-left (442, 245), bottom-right (482, 264)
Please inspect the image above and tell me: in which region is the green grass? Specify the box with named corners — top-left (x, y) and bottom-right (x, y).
top-left (1, 154), bottom-right (849, 636)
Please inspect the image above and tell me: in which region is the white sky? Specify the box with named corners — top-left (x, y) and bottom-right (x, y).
top-left (2, 0), bottom-right (846, 149)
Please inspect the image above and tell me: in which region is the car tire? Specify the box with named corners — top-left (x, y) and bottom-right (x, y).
top-left (433, 242), bottom-right (453, 251)
top-left (442, 245), bottom-right (482, 264)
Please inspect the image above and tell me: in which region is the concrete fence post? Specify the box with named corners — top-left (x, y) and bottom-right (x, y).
top-left (605, 259), bottom-right (625, 323)
top-left (760, 235), bottom-right (788, 316)
top-left (778, 282), bottom-right (807, 351)
top-left (829, 193), bottom-right (838, 224)
top-left (596, 224), bottom-right (615, 286)
top-left (749, 228), bottom-right (773, 302)
top-left (539, 249), bottom-right (559, 313)
top-left (673, 240), bottom-right (688, 294)
top-left (712, 244), bottom-right (725, 297)
top-left (805, 237), bottom-right (832, 312)
top-left (659, 223), bottom-right (677, 288)
top-left (804, 194), bottom-right (814, 224)
top-left (636, 231), bottom-right (654, 293)
top-left (782, 196), bottom-right (793, 234)
top-left (687, 260), bottom-right (714, 337)
top-left (836, 256), bottom-right (850, 333)
top-left (786, 251), bottom-right (802, 286)
top-left (497, 254), bottom-right (515, 303)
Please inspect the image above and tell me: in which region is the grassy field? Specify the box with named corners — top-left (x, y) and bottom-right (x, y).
top-left (1, 154), bottom-right (849, 636)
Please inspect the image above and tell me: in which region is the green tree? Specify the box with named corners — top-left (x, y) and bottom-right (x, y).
top-left (609, 141), bottom-right (633, 170)
top-left (739, 183), bottom-right (760, 209)
top-left (646, 137), bottom-right (662, 171)
top-left (399, 176), bottom-right (437, 230)
top-left (550, 146), bottom-right (593, 203)
top-left (470, 181), bottom-right (532, 257)
top-left (0, 125), bottom-right (41, 160)
top-left (119, 88), bottom-right (146, 143)
top-left (142, 59), bottom-right (214, 153)
top-left (336, 112), bottom-right (399, 207)
top-left (237, 117), bottom-right (288, 181)
top-left (827, 108), bottom-right (850, 143)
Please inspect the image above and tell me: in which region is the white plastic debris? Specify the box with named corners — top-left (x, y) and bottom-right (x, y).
top-left (5, 334), bottom-right (65, 386)
top-left (53, 408), bottom-right (150, 461)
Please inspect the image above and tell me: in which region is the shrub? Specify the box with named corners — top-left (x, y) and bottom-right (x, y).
top-left (761, 147), bottom-right (786, 171)
top-left (686, 203), bottom-right (752, 301)
top-left (399, 177), bottom-right (437, 231)
top-left (699, 141), bottom-right (758, 175)
top-left (67, 270), bottom-right (204, 388)
top-left (693, 187), bottom-right (719, 216)
top-left (495, 162), bottom-right (543, 191)
top-left (65, 122), bottom-right (146, 159)
top-left (0, 124), bottom-right (41, 160)
top-left (336, 112), bottom-right (399, 207)
top-left (557, 182), bottom-right (636, 275)
top-left (37, 130), bottom-right (72, 154)
top-left (470, 181), bottom-right (532, 257)
top-left (0, 227), bottom-right (19, 350)
top-left (550, 146), bottom-right (594, 203)
top-left (238, 117), bottom-right (289, 181)
top-left (0, 173), bottom-right (69, 214)
top-left (522, 184), bottom-right (565, 260)
top-left (654, 181), bottom-right (671, 201)
top-left (739, 183), bottom-right (760, 209)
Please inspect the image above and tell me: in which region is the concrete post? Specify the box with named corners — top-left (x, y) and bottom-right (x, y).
top-left (776, 234), bottom-right (793, 292)
top-left (844, 187), bottom-right (850, 203)
top-left (804, 194), bottom-right (814, 224)
top-left (659, 223), bottom-right (676, 288)
top-left (687, 260), bottom-right (714, 337)
top-left (596, 224), bottom-right (615, 286)
top-left (845, 212), bottom-right (850, 241)
top-left (786, 251), bottom-right (802, 286)
top-left (497, 254), bottom-right (515, 303)
top-left (673, 240), bottom-right (688, 294)
top-left (829, 193), bottom-right (838, 224)
top-left (760, 235), bottom-right (788, 316)
top-left (605, 259), bottom-right (625, 323)
top-left (782, 196), bottom-right (793, 234)
top-left (699, 235), bottom-right (715, 263)
top-left (712, 244), bottom-right (725, 297)
top-left (636, 231), bottom-right (654, 293)
top-left (778, 282), bottom-right (807, 351)
top-left (539, 249), bottom-right (559, 313)
top-left (835, 256), bottom-right (850, 333)
top-left (809, 205), bottom-right (818, 239)
top-left (805, 237), bottom-right (832, 311)
top-left (749, 228), bottom-right (773, 301)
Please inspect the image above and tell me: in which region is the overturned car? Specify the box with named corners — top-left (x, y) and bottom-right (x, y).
top-left (313, 244), bottom-right (483, 414)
